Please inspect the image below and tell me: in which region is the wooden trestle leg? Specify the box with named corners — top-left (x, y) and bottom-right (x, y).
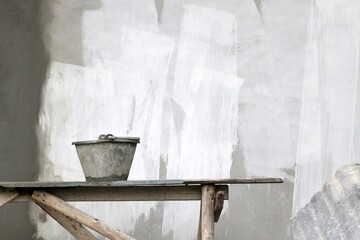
top-left (36, 202), bottom-right (97, 240)
top-left (197, 199), bottom-right (202, 240)
top-left (199, 185), bottom-right (225, 240)
top-left (32, 190), bottom-right (136, 240)
top-left (0, 189), bottom-right (19, 207)
top-left (201, 185), bottom-right (215, 240)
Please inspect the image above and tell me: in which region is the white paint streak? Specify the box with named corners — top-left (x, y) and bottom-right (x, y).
top-left (169, 2), bottom-right (240, 179)
top-left (83, 0), bottom-right (160, 65)
top-left (234, 0), bottom-right (297, 179)
top-left (32, 0), bottom-right (331, 238)
top-left (36, 21), bottom-right (174, 240)
top-left (35, 62), bottom-right (96, 239)
top-left (37, 62), bottom-right (95, 182)
top-left (293, 0), bottom-right (360, 215)
top-left (162, 5), bottom-right (242, 239)
top-left (81, 2), bottom-right (174, 238)
top-left (160, 0), bottom-right (297, 180)
top-left (120, 26), bottom-right (174, 180)
top-left (168, 69), bottom-right (242, 179)
top-left (261, 0), bottom-right (311, 166)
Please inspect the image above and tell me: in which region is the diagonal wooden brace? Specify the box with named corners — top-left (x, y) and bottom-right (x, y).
top-left (32, 190), bottom-right (136, 240)
top-left (36, 201), bottom-right (97, 240)
top-left (214, 191), bottom-right (224, 223)
top-left (0, 188), bottom-right (19, 207)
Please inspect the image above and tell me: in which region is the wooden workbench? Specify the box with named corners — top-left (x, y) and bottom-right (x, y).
top-left (0, 178), bottom-right (283, 240)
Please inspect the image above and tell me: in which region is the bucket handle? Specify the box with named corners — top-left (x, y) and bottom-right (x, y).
top-left (98, 134), bottom-right (115, 140)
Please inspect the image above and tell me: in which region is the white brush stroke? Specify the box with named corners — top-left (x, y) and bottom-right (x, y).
top-left (293, 0), bottom-right (360, 215)
top-left (35, 25), bottom-right (174, 239)
top-left (162, 5), bottom-right (242, 239)
top-left (35, 62), bottom-right (96, 239)
top-left (82, 0), bottom-right (160, 66)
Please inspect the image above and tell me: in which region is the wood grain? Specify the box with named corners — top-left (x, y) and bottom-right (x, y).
top-left (32, 190), bottom-right (136, 240)
top-left (13, 185), bottom-right (229, 202)
top-left (213, 191), bottom-right (224, 223)
top-left (36, 202), bottom-right (97, 240)
top-left (0, 189), bottom-right (19, 207)
top-left (201, 185), bottom-right (215, 240)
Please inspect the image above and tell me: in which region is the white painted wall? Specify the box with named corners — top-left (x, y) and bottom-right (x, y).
top-left (293, 0), bottom-right (360, 215)
top-left (32, 0), bottom-right (360, 239)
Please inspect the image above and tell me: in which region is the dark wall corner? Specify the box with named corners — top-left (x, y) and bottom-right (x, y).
top-left (0, 0), bottom-right (49, 238)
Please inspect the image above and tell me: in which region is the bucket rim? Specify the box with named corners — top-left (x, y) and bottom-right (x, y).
top-left (72, 137), bottom-right (140, 145)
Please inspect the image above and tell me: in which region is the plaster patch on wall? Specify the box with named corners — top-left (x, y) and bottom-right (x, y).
top-left (35, 62), bottom-right (95, 239)
top-left (39, 0), bottom-right (101, 65)
top-left (162, 5), bottom-right (243, 239)
top-left (35, 25), bottom-right (174, 238)
top-left (30, 0), bottom-right (319, 238)
top-left (167, 3), bottom-right (239, 181)
top-left (82, 0), bottom-right (160, 65)
top-left (261, 0), bottom-right (310, 163)
top-left (293, 0), bottom-right (360, 215)
top-left (119, 26), bottom-right (175, 180)
top-left (37, 62), bottom-right (95, 182)
top-left (167, 69), bottom-right (243, 179)
top-left (160, 0), bottom-right (297, 180)
top-left (235, 0), bottom-right (297, 179)
top-left (163, 71), bottom-right (242, 239)
top-left (161, 0), bottom-right (302, 180)
top-left (81, 2), bottom-right (175, 238)
top-left (172, 4), bottom-right (237, 102)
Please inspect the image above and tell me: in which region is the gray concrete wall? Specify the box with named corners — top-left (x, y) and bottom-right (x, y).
top-left (3, 0), bottom-right (358, 239)
top-left (31, 1), bottom-right (296, 239)
top-left (0, 0), bottom-right (48, 239)
top-left (0, 1), bottom-right (296, 239)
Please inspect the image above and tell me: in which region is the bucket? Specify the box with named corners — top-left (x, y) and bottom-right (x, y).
top-left (72, 134), bottom-right (140, 181)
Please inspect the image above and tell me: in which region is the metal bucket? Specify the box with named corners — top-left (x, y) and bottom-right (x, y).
top-left (72, 134), bottom-right (140, 181)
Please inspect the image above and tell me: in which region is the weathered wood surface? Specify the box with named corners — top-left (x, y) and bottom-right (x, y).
top-left (36, 202), bottom-right (97, 240)
top-left (0, 179), bottom-right (284, 240)
top-left (0, 178), bottom-right (283, 188)
top-left (197, 200), bottom-right (202, 240)
top-left (32, 191), bottom-right (136, 240)
top-left (0, 178), bottom-right (282, 203)
top-left (201, 185), bottom-right (216, 240)
top-left (214, 191), bottom-right (224, 223)
top-left (10, 185), bottom-right (229, 202)
top-left (0, 188), bottom-right (19, 207)
top-left (183, 178), bottom-right (283, 184)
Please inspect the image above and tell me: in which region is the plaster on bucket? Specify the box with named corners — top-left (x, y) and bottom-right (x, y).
top-left (72, 134), bottom-right (140, 181)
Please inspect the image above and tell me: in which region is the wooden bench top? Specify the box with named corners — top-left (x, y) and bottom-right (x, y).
top-left (0, 178), bottom-right (283, 188)
top-left (0, 178), bottom-right (283, 240)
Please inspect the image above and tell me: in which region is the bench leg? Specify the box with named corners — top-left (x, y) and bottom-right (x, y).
top-left (197, 200), bottom-right (202, 240)
top-left (201, 185), bottom-right (215, 240)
